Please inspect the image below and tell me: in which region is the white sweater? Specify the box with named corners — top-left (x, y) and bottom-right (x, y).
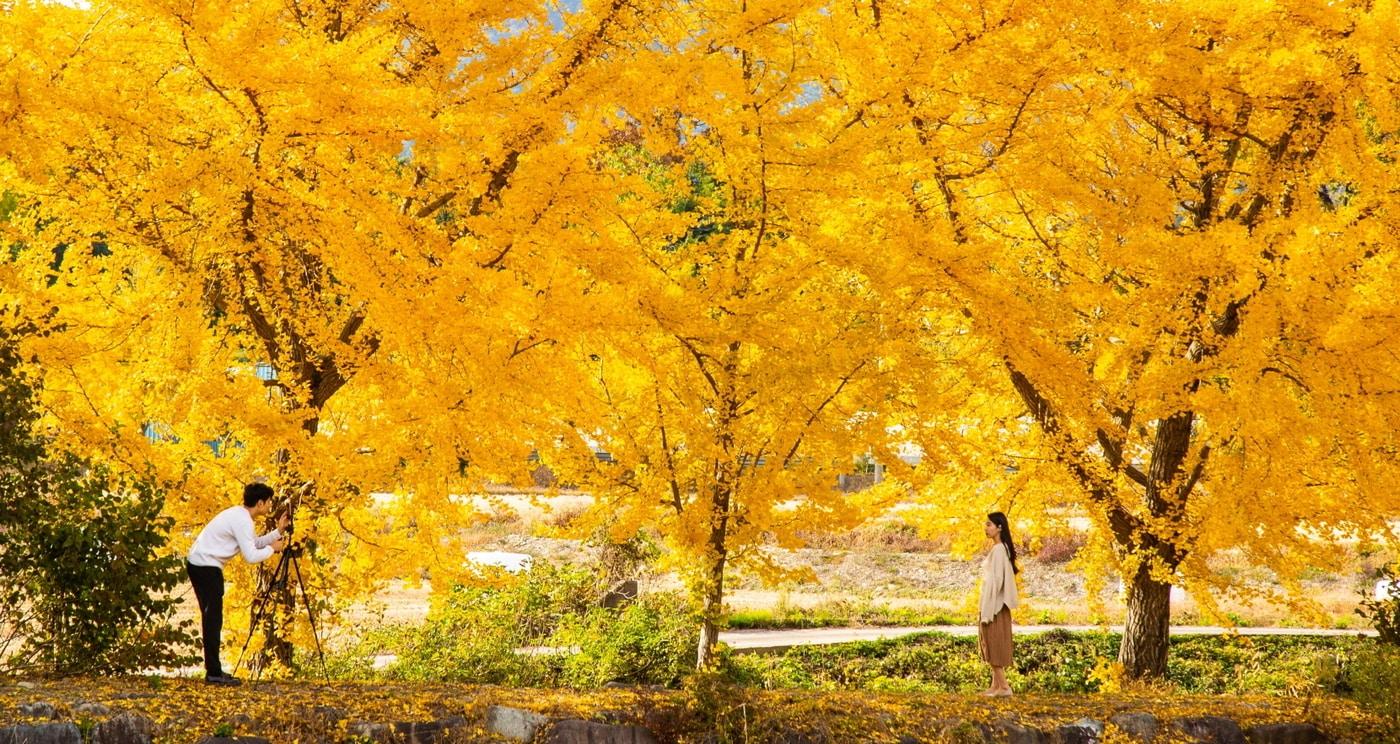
top-left (188, 506), bottom-right (281, 568)
top-left (979, 543), bottom-right (1020, 624)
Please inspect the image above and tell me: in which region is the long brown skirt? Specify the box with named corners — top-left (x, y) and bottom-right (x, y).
top-left (978, 606), bottom-right (1013, 667)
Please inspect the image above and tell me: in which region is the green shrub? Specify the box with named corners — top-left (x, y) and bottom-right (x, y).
top-left (383, 562), bottom-right (597, 685)
top-left (554, 592), bottom-right (697, 688)
top-left (370, 561), bottom-right (693, 688)
top-left (1348, 643), bottom-right (1400, 732)
top-left (0, 463), bottom-right (198, 676)
top-left (718, 630), bottom-right (1368, 695)
top-left (1357, 562), bottom-right (1400, 645)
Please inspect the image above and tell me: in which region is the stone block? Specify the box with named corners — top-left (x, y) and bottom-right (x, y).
top-left (15, 703), bottom-right (56, 720)
top-left (1108, 712), bottom-right (1160, 742)
top-left (392, 716), bottom-right (468, 744)
top-left (346, 722), bottom-right (391, 743)
top-left (0, 723), bottom-right (81, 744)
top-left (1173, 717), bottom-right (1245, 744)
top-left (72, 703), bottom-right (111, 718)
top-left (992, 720), bottom-right (1049, 744)
top-left (940, 720), bottom-right (993, 744)
top-left (540, 719), bottom-right (661, 744)
top-left (1244, 724), bottom-right (1331, 744)
top-left (484, 705), bottom-right (552, 742)
top-left (1053, 718), bottom-right (1103, 744)
top-left (601, 580), bottom-right (639, 609)
top-left (92, 712), bottom-right (154, 744)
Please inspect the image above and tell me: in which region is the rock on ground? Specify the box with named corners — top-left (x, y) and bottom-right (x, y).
top-left (484, 705), bottom-right (552, 742)
top-left (540, 719), bottom-right (661, 744)
top-left (0, 723), bottom-right (82, 744)
top-left (1173, 717), bottom-right (1246, 744)
top-left (92, 713), bottom-right (154, 744)
top-left (1244, 724), bottom-right (1332, 744)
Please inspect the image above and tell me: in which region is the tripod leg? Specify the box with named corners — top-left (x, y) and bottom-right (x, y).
top-left (234, 552), bottom-right (286, 676)
top-left (289, 553), bottom-right (332, 683)
top-left (235, 549), bottom-right (292, 679)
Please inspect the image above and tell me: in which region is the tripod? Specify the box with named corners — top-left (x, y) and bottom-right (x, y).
top-left (232, 540), bottom-right (330, 682)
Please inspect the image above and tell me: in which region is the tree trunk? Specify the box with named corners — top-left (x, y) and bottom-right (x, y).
top-left (695, 489), bottom-right (730, 669)
top-left (695, 563), bottom-right (724, 669)
top-left (1118, 561), bottom-right (1171, 680)
top-left (256, 416), bottom-right (320, 673)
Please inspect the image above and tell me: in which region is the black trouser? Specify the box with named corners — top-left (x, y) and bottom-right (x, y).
top-left (186, 561), bottom-right (225, 677)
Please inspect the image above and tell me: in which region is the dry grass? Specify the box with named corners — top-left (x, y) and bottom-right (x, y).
top-left (1033, 533), bottom-right (1086, 564)
top-left (796, 523), bottom-right (948, 553)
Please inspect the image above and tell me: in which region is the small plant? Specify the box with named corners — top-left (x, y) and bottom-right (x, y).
top-left (1357, 562), bottom-right (1400, 645)
top-left (1087, 656), bottom-right (1125, 693)
top-left (213, 722), bottom-right (235, 738)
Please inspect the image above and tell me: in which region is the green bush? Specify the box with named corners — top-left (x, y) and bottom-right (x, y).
top-left (382, 562), bottom-right (597, 685)
top-left (555, 593), bottom-right (697, 688)
top-left (0, 459), bottom-right (197, 676)
top-left (1348, 643), bottom-right (1400, 732)
top-left (365, 561), bottom-right (695, 688)
top-left (1357, 562), bottom-right (1400, 645)
top-left (720, 630), bottom-right (1367, 695)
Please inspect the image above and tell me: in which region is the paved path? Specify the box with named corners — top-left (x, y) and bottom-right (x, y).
top-left (720, 624), bottom-right (1376, 651)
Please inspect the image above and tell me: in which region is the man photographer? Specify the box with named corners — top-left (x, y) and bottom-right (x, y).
top-left (186, 483), bottom-right (288, 686)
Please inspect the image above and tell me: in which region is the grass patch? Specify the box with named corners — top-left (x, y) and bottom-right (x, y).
top-left (726, 603), bottom-right (963, 630)
top-left (723, 630), bottom-right (1373, 697)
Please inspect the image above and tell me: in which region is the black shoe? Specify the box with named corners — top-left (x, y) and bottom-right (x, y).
top-left (204, 674), bottom-right (242, 686)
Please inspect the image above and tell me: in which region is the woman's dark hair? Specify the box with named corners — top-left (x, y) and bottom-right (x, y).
top-left (243, 482), bottom-right (274, 508)
top-left (987, 512), bottom-right (1019, 574)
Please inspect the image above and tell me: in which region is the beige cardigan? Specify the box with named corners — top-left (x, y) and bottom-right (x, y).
top-left (979, 543), bottom-right (1019, 624)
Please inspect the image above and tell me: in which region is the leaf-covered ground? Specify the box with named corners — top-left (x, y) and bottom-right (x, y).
top-left (0, 676), bottom-right (1390, 743)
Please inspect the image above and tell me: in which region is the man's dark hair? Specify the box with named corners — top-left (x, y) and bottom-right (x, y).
top-left (243, 483), bottom-right (274, 508)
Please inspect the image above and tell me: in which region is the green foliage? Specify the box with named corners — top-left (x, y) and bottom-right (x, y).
top-left (0, 459), bottom-right (198, 675)
top-left (726, 601), bottom-right (960, 630)
top-left (1357, 562), bottom-right (1400, 645)
top-left (359, 560), bottom-right (694, 688)
top-left (383, 563), bottom-right (592, 685)
top-left (722, 630), bottom-right (1368, 695)
top-left (213, 722), bottom-right (235, 737)
top-left (0, 320), bottom-right (196, 676)
top-left (1348, 643), bottom-right (1400, 732)
top-left (554, 594), bottom-right (697, 688)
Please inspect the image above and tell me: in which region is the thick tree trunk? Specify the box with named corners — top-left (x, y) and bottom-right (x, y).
top-left (1118, 561), bottom-right (1171, 680)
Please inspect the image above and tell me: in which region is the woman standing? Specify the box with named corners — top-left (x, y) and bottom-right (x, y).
top-left (978, 511), bottom-right (1019, 696)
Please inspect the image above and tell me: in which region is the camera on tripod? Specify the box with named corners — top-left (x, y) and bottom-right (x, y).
top-left (233, 508), bottom-right (328, 681)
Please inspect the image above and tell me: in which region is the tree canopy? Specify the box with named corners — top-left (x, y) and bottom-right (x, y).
top-left (3, 0), bottom-right (1398, 675)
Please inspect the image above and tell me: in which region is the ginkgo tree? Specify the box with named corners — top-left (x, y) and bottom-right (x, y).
top-left (511, 7), bottom-right (941, 665)
top-left (0, 0), bottom-right (665, 669)
top-left (841, 0), bottom-right (1400, 678)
